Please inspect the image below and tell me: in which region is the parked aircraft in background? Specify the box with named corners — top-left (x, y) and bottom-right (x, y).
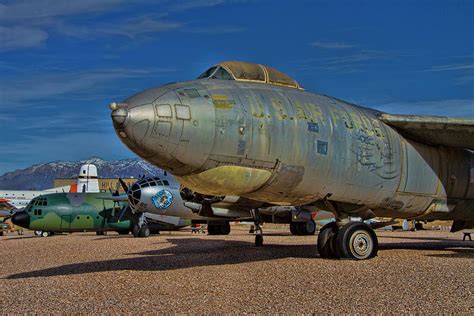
top-left (10, 192), bottom-right (191, 237)
top-left (111, 60), bottom-right (474, 260)
top-left (103, 176), bottom-right (321, 237)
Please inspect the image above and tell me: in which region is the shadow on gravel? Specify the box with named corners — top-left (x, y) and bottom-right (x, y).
top-left (379, 235), bottom-right (458, 242)
top-left (6, 238), bottom-right (473, 279)
top-left (4, 238), bottom-right (318, 279)
top-left (379, 241), bottom-right (474, 258)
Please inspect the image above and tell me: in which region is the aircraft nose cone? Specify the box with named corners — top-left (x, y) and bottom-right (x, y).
top-left (11, 211), bottom-right (30, 228)
top-left (110, 103), bottom-right (129, 126)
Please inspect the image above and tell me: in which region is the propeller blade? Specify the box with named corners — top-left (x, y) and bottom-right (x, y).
top-left (117, 205), bottom-right (130, 221)
top-left (118, 178), bottom-right (129, 193)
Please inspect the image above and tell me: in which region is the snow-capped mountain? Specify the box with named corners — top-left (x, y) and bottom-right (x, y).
top-left (0, 157), bottom-right (163, 190)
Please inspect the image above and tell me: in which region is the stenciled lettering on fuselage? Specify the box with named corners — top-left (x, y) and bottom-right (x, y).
top-left (151, 190), bottom-right (173, 209)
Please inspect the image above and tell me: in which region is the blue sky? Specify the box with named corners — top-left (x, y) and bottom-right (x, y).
top-left (0, 0), bottom-right (473, 175)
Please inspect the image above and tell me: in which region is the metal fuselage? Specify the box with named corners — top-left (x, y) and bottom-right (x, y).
top-left (112, 79), bottom-right (474, 221)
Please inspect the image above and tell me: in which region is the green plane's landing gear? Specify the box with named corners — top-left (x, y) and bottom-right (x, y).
top-left (96, 231), bottom-right (107, 236)
top-left (38, 231), bottom-right (53, 237)
top-left (251, 209), bottom-right (264, 247)
top-left (317, 221), bottom-right (378, 260)
top-left (290, 220), bottom-right (317, 236)
top-left (132, 213), bottom-right (150, 238)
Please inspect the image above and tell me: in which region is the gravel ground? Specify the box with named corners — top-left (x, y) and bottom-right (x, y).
top-left (1, 226), bottom-right (473, 314)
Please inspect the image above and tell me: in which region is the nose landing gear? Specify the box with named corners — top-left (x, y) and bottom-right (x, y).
top-left (132, 213), bottom-right (150, 238)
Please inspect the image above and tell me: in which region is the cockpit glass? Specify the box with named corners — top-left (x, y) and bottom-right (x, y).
top-left (197, 66), bottom-right (217, 79)
top-left (211, 67), bottom-right (232, 80)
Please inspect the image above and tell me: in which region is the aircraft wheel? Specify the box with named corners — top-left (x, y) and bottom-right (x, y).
top-left (96, 231), bottom-right (105, 236)
top-left (336, 222), bottom-right (378, 260)
top-left (138, 226), bottom-right (150, 238)
top-left (255, 234), bottom-right (263, 247)
top-left (290, 223), bottom-right (298, 235)
top-left (415, 222), bottom-right (423, 230)
top-left (220, 222), bottom-right (231, 235)
top-left (132, 224), bottom-right (140, 237)
top-left (317, 222), bottom-right (339, 258)
top-left (302, 220), bottom-right (316, 235)
top-left (41, 231), bottom-right (50, 237)
top-left (207, 224), bottom-right (221, 235)
top-left (117, 230), bottom-right (129, 235)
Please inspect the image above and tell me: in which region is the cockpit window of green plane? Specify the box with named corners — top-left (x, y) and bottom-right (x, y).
top-left (197, 66), bottom-right (217, 79)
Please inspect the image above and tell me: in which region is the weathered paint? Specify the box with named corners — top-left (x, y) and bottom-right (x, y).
top-left (111, 62), bottom-right (474, 222)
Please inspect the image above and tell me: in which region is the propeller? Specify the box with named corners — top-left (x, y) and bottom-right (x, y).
top-left (118, 178), bottom-right (129, 193)
top-left (117, 205), bottom-right (131, 222)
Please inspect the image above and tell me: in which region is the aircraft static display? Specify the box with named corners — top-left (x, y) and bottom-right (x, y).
top-left (105, 176), bottom-right (319, 237)
top-left (10, 192), bottom-right (191, 237)
top-left (110, 61), bottom-right (474, 260)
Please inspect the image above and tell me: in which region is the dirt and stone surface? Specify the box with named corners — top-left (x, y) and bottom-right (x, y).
top-left (1, 226), bottom-right (473, 314)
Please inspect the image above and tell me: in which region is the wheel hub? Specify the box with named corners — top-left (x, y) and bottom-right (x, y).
top-left (349, 230), bottom-right (372, 259)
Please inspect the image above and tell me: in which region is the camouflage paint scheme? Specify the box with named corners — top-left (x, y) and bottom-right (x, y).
top-left (20, 193), bottom-right (132, 233)
top-left (110, 61), bottom-right (474, 225)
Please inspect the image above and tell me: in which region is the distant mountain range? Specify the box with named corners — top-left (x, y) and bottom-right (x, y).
top-left (0, 157), bottom-right (163, 190)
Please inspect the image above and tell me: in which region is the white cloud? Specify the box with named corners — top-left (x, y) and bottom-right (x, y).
top-left (0, 26), bottom-right (48, 51)
top-left (0, 0), bottom-right (124, 21)
top-left (0, 67), bottom-right (175, 106)
top-left (311, 41), bottom-right (353, 49)
top-left (425, 63), bottom-right (474, 72)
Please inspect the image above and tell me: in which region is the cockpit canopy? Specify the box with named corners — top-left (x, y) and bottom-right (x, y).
top-left (197, 61), bottom-right (303, 90)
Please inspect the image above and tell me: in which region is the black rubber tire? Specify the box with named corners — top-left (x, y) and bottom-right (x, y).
top-left (220, 222), bottom-right (231, 235)
top-left (335, 222), bottom-right (378, 260)
top-left (415, 222), bottom-right (423, 230)
top-left (302, 220), bottom-right (316, 235)
top-left (132, 225), bottom-right (140, 237)
top-left (290, 223), bottom-right (298, 235)
top-left (317, 222), bottom-right (339, 258)
top-left (255, 234), bottom-right (263, 247)
top-left (207, 225), bottom-right (217, 235)
top-left (96, 231), bottom-right (105, 236)
top-left (117, 230), bottom-right (129, 235)
top-left (138, 226), bottom-right (150, 238)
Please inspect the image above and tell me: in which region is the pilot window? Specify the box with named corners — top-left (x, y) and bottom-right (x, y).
top-left (211, 67), bottom-right (232, 80)
top-left (198, 66), bottom-right (217, 79)
top-left (34, 197), bottom-right (48, 206)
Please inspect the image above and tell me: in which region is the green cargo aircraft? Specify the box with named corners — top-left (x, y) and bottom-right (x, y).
top-left (11, 192), bottom-right (190, 237)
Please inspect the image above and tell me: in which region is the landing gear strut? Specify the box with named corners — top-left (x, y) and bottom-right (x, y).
top-left (251, 209), bottom-right (263, 247)
top-left (132, 213), bottom-right (150, 238)
top-left (317, 221), bottom-right (378, 260)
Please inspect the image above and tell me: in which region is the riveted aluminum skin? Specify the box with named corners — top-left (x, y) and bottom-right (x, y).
top-left (111, 74), bottom-right (474, 222)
